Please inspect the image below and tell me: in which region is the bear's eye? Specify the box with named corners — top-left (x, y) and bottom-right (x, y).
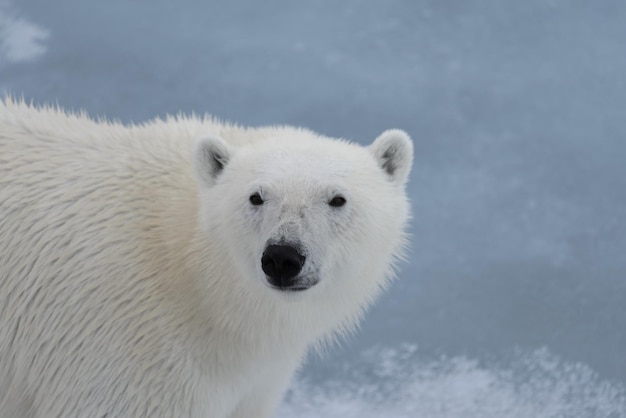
top-left (328, 195), bottom-right (346, 208)
top-left (249, 192), bottom-right (264, 206)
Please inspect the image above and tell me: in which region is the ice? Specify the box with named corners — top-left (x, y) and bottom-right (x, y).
top-left (278, 346), bottom-right (626, 418)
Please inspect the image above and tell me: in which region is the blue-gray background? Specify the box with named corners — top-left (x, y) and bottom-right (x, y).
top-left (2, 0), bottom-right (625, 416)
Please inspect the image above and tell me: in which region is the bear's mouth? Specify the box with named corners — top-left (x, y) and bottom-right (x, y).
top-left (275, 285), bottom-right (309, 292)
top-left (267, 281), bottom-right (317, 292)
top-left (267, 280), bottom-right (318, 293)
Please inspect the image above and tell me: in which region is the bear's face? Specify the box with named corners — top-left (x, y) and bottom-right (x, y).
top-left (193, 129), bottom-right (413, 300)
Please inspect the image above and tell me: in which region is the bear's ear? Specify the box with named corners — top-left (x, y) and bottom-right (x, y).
top-left (369, 129), bottom-right (413, 186)
top-left (193, 134), bottom-right (233, 187)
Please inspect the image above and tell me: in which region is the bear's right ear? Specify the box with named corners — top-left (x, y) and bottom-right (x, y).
top-left (369, 129), bottom-right (413, 187)
top-left (193, 134), bottom-right (233, 187)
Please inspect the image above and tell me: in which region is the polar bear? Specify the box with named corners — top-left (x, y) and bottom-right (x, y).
top-left (0, 98), bottom-right (413, 418)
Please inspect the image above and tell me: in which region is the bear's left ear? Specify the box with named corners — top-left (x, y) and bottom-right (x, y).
top-left (369, 129), bottom-right (413, 186)
top-left (193, 134), bottom-right (233, 187)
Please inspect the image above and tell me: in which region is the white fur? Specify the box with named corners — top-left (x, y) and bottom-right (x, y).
top-left (0, 98), bottom-right (413, 418)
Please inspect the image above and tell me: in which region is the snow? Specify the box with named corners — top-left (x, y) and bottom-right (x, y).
top-left (278, 346), bottom-right (626, 417)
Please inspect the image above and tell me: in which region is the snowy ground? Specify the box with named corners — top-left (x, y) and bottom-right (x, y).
top-left (278, 346), bottom-right (625, 418)
top-left (2, 0), bottom-right (626, 416)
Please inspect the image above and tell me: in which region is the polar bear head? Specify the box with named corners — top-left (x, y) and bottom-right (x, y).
top-left (193, 128), bottom-right (412, 315)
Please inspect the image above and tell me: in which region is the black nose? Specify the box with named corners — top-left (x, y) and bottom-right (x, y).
top-left (261, 244), bottom-right (306, 288)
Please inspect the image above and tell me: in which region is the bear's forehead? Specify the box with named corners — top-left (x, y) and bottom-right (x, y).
top-left (240, 139), bottom-right (371, 175)
top-left (244, 149), bottom-right (362, 183)
top-left (253, 156), bottom-right (348, 183)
